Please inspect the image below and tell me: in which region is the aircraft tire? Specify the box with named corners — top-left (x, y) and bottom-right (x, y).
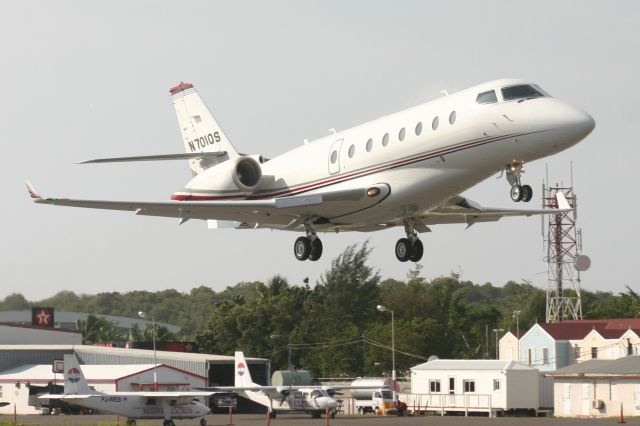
top-left (510, 185), bottom-right (523, 202)
top-left (309, 238), bottom-right (323, 261)
top-left (126, 420), bottom-right (136, 426)
top-left (200, 418), bottom-right (207, 426)
top-left (294, 237), bottom-right (311, 261)
top-left (409, 239), bottom-right (424, 262)
top-left (395, 238), bottom-right (412, 262)
top-left (521, 184), bottom-right (533, 202)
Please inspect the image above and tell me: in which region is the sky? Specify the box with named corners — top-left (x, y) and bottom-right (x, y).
top-left (1, 1), bottom-right (638, 301)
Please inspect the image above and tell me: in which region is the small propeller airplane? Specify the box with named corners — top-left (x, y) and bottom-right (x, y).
top-left (39, 354), bottom-right (213, 426)
top-left (27, 78), bottom-right (594, 262)
top-left (197, 351), bottom-right (385, 419)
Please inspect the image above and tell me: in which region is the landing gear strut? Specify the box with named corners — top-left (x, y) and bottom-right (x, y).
top-left (506, 161), bottom-right (532, 202)
top-left (395, 221), bottom-right (424, 262)
top-left (294, 225), bottom-right (323, 261)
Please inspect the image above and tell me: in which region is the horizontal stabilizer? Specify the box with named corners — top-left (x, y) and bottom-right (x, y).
top-left (78, 152), bottom-right (227, 164)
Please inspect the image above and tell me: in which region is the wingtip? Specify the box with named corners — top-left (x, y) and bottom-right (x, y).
top-left (555, 192), bottom-right (571, 210)
top-left (26, 180), bottom-right (41, 199)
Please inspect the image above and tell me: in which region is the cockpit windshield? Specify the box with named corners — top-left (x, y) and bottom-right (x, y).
top-left (501, 85), bottom-right (544, 102)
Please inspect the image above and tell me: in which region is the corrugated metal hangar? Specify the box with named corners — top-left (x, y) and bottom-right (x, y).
top-left (0, 345), bottom-right (270, 414)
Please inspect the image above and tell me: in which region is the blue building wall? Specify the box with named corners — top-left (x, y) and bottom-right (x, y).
top-left (519, 324), bottom-right (561, 372)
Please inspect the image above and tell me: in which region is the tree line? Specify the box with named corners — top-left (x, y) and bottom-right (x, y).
top-left (1, 243), bottom-right (638, 378)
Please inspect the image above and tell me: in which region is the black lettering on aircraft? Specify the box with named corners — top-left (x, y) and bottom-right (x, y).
top-left (187, 133), bottom-right (218, 152)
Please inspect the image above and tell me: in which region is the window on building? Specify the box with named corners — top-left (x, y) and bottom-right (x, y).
top-left (591, 347), bottom-right (598, 359)
top-left (415, 122), bottom-right (423, 136)
top-left (542, 347), bottom-right (549, 365)
top-left (429, 380), bottom-right (441, 393)
top-left (527, 348), bottom-right (533, 365)
top-left (463, 380), bottom-right (475, 393)
top-left (366, 138), bottom-right (373, 152)
top-left (399, 127), bottom-right (406, 141)
top-left (449, 377), bottom-right (455, 394)
top-left (493, 379), bottom-right (500, 391)
top-left (382, 133), bottom-right (389, 146)
top-left (574, 346), bottom-right (580, 360)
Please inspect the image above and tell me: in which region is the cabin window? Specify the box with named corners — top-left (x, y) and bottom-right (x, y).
top-left (429, 380), bottom-right (441, 393)
top-left (501, 84), bottom-right (544, 102)
top-left (463, 380), bottom-right (475, 393)
top-left (348, 144), bottom-right (355, 158)
top-left (145, 398), bottom-right (157, 406)
top-left (432, 116), bottom-right (439, 130)
top-left (398, 127), bottom-right (406, 141)
top-left (476, 90), bottom-right (497, 104)
top-left (493, 379), bottom-right (500, 391)
top-left (382, 133), bottom-right (389, 146)
top-left (449, 111), bottom-right (456, 125)
top-left (591, 347), bottom-right (598, 359)
top-left (330, 150), bottom-right (338, 164)
top-left (415, 122), bottom-right (423, 136)
top-left (366, 138), bottom-right (373, 152)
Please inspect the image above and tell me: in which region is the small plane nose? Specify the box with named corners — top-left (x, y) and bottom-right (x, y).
top-left (316, 397), bottom-right (338, 409)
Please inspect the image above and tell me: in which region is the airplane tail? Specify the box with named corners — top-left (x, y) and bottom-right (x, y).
top-left (63, 354), bottom-right (97, 395)
top-left (170, 82), bottom-right (239, 175)
top-left (235, 351), bottom-right (257, 387)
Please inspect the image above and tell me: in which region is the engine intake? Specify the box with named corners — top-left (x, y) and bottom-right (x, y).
top-left (232, 157), bottom-right (263, 192)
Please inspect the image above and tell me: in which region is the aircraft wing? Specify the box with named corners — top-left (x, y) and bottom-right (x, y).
top-left (414, 192), bottom-right (571, 228)
top-left (26, 181), bottom-right (365, 226)
top-left (38, 394), bottom-right (93, 399)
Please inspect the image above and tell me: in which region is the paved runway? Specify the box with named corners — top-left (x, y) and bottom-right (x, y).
top-left (2, 414), bottom-right (640, 426)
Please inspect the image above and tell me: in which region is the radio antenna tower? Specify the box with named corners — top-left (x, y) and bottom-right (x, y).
top-left (543, 165), bottom-right (589, 323)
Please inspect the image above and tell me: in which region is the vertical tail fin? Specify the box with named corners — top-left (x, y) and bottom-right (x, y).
top-left (170, 82), bottom-right (239, 175)
top-left (235, 351), bottom-right (256, 387)
top-left (63, 354), bottom-right (95, 395)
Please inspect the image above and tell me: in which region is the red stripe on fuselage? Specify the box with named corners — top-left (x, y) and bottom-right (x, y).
top-left (170, 131), bottom-right (532, 201)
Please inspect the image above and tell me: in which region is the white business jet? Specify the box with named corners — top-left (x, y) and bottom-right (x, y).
top-left (39, 354), bottom-right (212, 426)
top-left (199, 351), bottom-right (381, 418)
top-left (27, 79), bottom-right (594, 262)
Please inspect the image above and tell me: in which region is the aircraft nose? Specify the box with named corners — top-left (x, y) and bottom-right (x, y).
top-left (316, 397), bottom-right (338, 409)
top-left (562, 104), bottom-right (595, 141)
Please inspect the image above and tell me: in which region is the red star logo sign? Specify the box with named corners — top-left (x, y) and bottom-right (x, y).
top-left (36, 309), bottom-right (52, 326)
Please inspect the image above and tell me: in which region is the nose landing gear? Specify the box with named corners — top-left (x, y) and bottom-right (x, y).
top-left (294, 225), bottom-right (323, 261)
top-left (395, 221), bottom-right (424, 262)
top-left (506, 161), bottom-right (532, 202)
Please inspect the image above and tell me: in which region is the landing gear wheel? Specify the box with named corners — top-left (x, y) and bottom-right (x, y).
top-left (409, 239), bottom-right (424, 262)
top-left (294, 237), bottom-right (311, 261)
top-left (510, 185), bottom-right (523, 202)
top-left (309, 238), bottom-right (323, 261)
top-left (126, 420), bottom-right (136, 426)
top-left (521, 184), bottom-right (533, 202)
top-left (162, 420), bottom-right (174, 426)
top-left (200, 418), bottom-right (207, 426)
top-left (331, 410), bottom-right (336, 419)
top-left (395, 238), bottom-right (412, 262)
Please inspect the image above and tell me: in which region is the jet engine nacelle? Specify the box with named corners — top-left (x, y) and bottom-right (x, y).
top-left (204, 156), bottom-right (263, 193)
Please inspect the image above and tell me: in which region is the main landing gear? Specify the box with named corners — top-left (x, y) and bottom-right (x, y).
top-left (294, 225), bottom-right (323, 261)
top-left (506, 160), bottom-right (532, 202)
top-left (395, 221), bottom-right (424, 263)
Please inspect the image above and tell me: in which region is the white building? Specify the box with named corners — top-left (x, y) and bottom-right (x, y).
top-left (546, 356), bottom-right (640, 418)
top-left (0, 323), bottom-right (81, 345)
top-left (406, 359), bottom-right (539, 416)
top-left (0, 363), bottom-right (207, 415)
